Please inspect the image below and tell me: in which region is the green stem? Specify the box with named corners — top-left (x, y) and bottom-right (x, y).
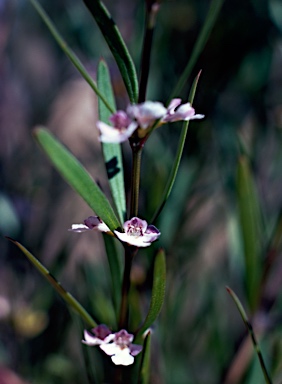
top-left (130, 145), bottom-right (143, 218)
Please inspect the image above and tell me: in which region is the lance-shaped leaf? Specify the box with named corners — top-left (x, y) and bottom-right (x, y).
top-left (97, 60), bottom-right (126, 223)
top-left (138, 330), bottom-right (152, 384)
top-left (236, 156), bottom-right (262, 311)
top-left (34, 127), bottom-right (121, 231)
top-left (83, 0), bottom-right (138, 103)
top-left (135, 249), bottom-right (166, 339)
top-left (169, 0), bottom-right (225, 100)
top-left (103, 234), bottom-right (122, 323)
top-left (6, 237), bottom-right (97, 327)
top-left (226, 287), bottom-right (272, 384)
top-left (29, 0), bottom-right (114, 114)
top-left (151, 71), bottom-right (201, 223)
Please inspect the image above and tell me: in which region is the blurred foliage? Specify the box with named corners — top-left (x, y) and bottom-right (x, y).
top-left (1, 0), bottom-right (282, 383)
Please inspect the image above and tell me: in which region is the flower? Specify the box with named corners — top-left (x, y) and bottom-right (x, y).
top-left (82, 326), bottom-right (142, 366)
top-left (82, 324), bottom-right (114, 346)
top-left (162, 98), bottom-right (205, 122)
top-left (69, 216), bottom-right (110, 233)
top-left (127, 101), bottom-right (167, 129)
top-left (114, 217), bottom-right (160, 247)
top-left (97, 110), bottom-right (138, 143)
top-left (101, 330), bottom-right (142, 366)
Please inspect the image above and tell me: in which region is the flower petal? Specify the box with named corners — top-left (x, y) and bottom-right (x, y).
top-left (127, 101), bottom-right (167, 129)
top-left (111, 348), bottom-right (134, 366)
top-left (97, 121), bottom-right (138, 143)
top-left (114, 231), bottom-right (152, 247)
top-left (84, 216), bottom-right (110, 232)
top-left (69, 224), bottom-right (91, 232)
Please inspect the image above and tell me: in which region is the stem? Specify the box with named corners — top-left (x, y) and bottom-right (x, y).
top-left (118, 247), bottom-right (136, 329)
top-left (130, 145), bottom-right (143, 218)
top-left (138, 1), bottom-right (160, 102)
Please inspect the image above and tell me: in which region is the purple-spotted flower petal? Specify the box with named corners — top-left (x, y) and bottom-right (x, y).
top-left (82, 324), bottom-right (115, 346)
top-left (114, 217), bottom-right (160, 247)
top-left (69, 216), bottom-right (110, 233)
top-left (162, 98), bottom-right (205, 122)
top-left (127, 101), bottom-right (167, 129)
top-left (82, 327), bottom-right (142, 366)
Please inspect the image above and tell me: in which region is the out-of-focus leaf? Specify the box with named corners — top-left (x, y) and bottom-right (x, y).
top-left (226, 287), bottom-right (272, 384)
top-left (152, 71), bottom-right (201, 224)
top-left (34, 127), bottom-right (121, 231)
top-left (103, 234), bottom-right (122, 323)
top-left (138, 331), bottom-right (151, 384)
top-left (169, 0), bottom-right (225, 99)
top-left (97, 60), bottom-right (126, 223)
top-left (6, 237), bottom-right (96, 327)
top-left (236, 156), bottom-right (262, 311)
top-left (29, 0), bottom-right (114, 114)
top-left (83, 0), bottom-right (138, 103)
top-left (136, 249), bottom-right (166, 339)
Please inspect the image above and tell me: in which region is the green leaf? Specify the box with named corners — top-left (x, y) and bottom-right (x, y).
top-left (169, 0), bottom-right (225, 100)
top-left (226, 287), bottom-right (272, 384)
top-left (138, 331), bottom-right (152, 384)
top-left (83, 0), bottom-right (138, 103)
top-left (236, 156), bottom-right (262, 311)
top-left (6, 237), bottom-right (96, 327)
top-left (34, 127), bottom-right (121, 231)
top-left (151, 71), bottom-right (202, 223)
top-left (29, 0), bottom-right (114, 114)
top-left (135, 249), bottom-right (166, 339)
top-left (97, 60), bottom-right (126, 223)
top-left (103, 234), bottom-right (122, 323)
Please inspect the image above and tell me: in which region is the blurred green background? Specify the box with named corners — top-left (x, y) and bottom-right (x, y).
top-left (1, 0), bottom-right (282, 383)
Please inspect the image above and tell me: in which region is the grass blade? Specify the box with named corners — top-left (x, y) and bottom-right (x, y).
top-left (226, 287), bottom-right (272, 384)
top-left (34, 127), bottom-right (121, 231)
top-left (6, 237), bottom-right (97, 327)
top-left (169, 0), bottom-right (224, 100)
top-left (138, 330), bottom-right (152, 384)
top-left (83, 0), bottom-right (138, 103)
top-left (29, 0), bottom-right (114, 114)
top-left (97, 60), bottom-right (126, 223)
top-left (236, 156), bottom-right (262, 311)
top-left (135, 249), bottom-right (166, 340)
top-left (151, 71), bottom-right (202, 223)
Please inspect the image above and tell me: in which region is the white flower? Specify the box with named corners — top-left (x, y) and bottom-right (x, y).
top-left (69, 216), bottom-right (111, 233)
top-left (82, 324), bottom-right (115, 346)
top-left (127, 101), bottom-right (167, 129)
top-left (114, 217), bottom-right (160, 247)
top-left (97, 110), bottom-right (138, 143)
top-left (82, 327), bottom-right (142, 366)
top-left (162, 98), bottom-right (205, 122)
top-left (100, 329), bottom-right (142, 366)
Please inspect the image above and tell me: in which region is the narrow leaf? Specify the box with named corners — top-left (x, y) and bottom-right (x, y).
top-left (29, 0), bottom-right (114, 114)
top-left (34, 127), bottom-right (121, 231)
top-left (97, 60), bottom-right (126, 223)
top-left (169, 0), bottom-right (224, 100)
top-left (226, 287), bottom-right (272, 384)
top-left (138, 331), bottom-right (152, 384)
top-left (136, 249), bottom-right (166, 339)
top-left (237, 156), bottom-right (262, 311)
top-left (152, 71), bottom-right (201, 223)
top-left (6, 237), bottom-right (96, 327)
top-left (83, 0), bottom-right (138, 103)
top-left (103, 234), bottom-right (122, 322)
